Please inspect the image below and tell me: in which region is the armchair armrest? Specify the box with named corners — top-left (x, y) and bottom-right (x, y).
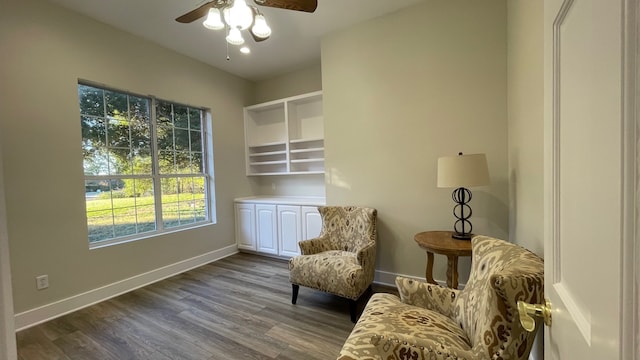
top-left (298, 234), bottom-right (332, 255)
top-left (395, 276), bottom-right (459, 317)
top-left (356, 242), bottom-right (376, 266)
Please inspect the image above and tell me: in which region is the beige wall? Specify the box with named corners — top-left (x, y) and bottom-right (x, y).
top-left (507, 1), bottom-right (544, 257)
top-left (506, 2), bottom-right (544, 359)
top-left (254, 62), bottom-right (322, 104)
top-left (321, 0), bottom-right (508, 281)
top-left (249, 63), bottom-right (326, 198)
top-left (0, 0), bottom-right (253, 312)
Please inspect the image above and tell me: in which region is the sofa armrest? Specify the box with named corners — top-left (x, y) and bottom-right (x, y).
top-left (395, 276), bottom-right (459, 316)
top-left (371, 333), bottom-right (474, 360)
top-left (298, 234), bottom-right (332, 255)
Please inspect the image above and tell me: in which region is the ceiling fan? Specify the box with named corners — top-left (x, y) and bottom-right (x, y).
top-left (176, 0), bottom-right (318, 46)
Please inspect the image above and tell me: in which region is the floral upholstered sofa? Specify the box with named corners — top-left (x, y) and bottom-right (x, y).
top-left (337, 235), bottom-right (544, 360)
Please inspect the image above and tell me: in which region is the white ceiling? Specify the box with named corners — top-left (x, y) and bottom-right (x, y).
top-left (45, 0), bottom-right (425, 81)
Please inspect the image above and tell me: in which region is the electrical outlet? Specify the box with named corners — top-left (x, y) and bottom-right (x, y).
top-left (36, 275), bottom-right (49, 290)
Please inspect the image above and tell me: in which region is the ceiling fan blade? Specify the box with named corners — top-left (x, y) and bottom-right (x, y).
top-left (254, 0), bottom-right (317, 13)
top-left (176, 2), bottom-right (219, 23)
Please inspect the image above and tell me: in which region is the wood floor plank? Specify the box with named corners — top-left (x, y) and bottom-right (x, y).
top-left (15, 252), bottom-right (396, 360)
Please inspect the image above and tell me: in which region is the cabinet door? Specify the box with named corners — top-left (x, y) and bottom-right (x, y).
top-left (277, 205), bottom-right (302, 257)
top-left (255, 204), bottom-right (278, 255)
top-left (301, 206), bottom-right (322, 240)
top-left (235, 203), bottom-right (256, 251)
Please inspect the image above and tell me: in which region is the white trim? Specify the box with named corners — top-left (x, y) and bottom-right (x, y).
top-left (622, 0), bottom-right (639, 358)
top-left (14, 245), bottom-right (238, 331)
top-left (0, 136), bottom-right (17, 359)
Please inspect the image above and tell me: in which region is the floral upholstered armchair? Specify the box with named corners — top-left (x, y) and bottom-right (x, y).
top-left (337, 235), bottom-right (544, 360)
top-left (289, 206), bottom-right (378, 322)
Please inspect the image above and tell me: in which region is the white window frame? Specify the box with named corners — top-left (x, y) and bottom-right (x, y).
top-left (79, 81), bottom-right (216, 249)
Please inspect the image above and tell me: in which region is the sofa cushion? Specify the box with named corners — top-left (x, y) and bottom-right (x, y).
top-left (337, 293), bottom-right (471, 360)
top-left (371, 332), bottom-right (477, 360)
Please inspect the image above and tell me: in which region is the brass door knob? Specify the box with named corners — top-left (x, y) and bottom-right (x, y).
top-left (517, 299), bottom-right (552, 332)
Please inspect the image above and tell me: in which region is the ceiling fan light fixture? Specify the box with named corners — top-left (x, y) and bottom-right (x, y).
top-left (203, 8), bottom-right (224, 30)
top-left (223, 0), bottom-right (253, 30)
top-left (251, 14), bottom-right (271, 38)
top-left (226, 27), bottom-right (245, 45)
top-left (240, 46), bottom-right (251, 54)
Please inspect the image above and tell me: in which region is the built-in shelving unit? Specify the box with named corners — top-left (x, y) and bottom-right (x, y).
top-left (244, 91), bottom-right (324, 176)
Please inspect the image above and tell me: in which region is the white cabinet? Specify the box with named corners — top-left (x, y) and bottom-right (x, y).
top-left (235, 203), bottom-right (256, 251)
top-left (277, 205), bottom-right (302, 258)
top-left (244, 91), bottom-right (324, 176)
top-left (234, 198), bottom-right (324, 258)
top-left (301, 206), bottom-right (322, 240)
top-left (255, 204), bottom-right (277, 255)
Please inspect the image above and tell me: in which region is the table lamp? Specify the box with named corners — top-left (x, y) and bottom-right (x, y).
top-left (437, 152), bottom-right (490, 240)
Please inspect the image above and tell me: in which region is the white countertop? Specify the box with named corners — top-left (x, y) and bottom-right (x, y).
top-left (234, 196), bottom-right (326, 206)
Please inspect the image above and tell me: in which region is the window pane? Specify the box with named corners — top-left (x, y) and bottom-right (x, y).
top-left (78, 85), bottom-right (104, 116)
top-left (83, 148), bottom-right (111, 176)
top-left (174, 129), bottom-right (189, 151)
top-left (84, 178), bottom-right (156, 243)
top-left (159, 151), bottom-right (176, 174)
top-left (129, 96), bottom-right (151, 165)
top-left (174, 105), bottom-right (189, 129)
top-left (189, 108), bottom-right (201, 130)
top-left (105, 90), bottom-right (128, 118)
top-left (191, 152), bottom-right (203, 174)
top-left (175, 151), bottom-right (190, 173)
top-left (190, 130), bottom-right (202, 152)
top-left (85, 180), bottom-right (114, 243)
top-left (160, 177), bottom-right (206, 228)
top-left (81, 116), bottom-right (106, 150)
top-left (107, 147), bottom-right (130, 176)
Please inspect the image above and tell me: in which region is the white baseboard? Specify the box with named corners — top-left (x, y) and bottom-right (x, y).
top-left (14, 245), bottom-right (238, 331)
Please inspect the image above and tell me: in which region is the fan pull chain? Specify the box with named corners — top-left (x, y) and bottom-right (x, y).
top-left (226, 27), bottom-right (230, 61)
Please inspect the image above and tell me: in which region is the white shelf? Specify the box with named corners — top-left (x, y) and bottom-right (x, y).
top-left (250, 160), bottom-right (288, 166)
top-left (290, 159), bottom-right (324, 164)
top-left (249, 151), bottom-right (287, 157)
top-left (248, 141), bottom-right (286, 148)
top-left (290, 147), bottom-right (324, 154)
top-left (289, 137), bottom-right (323, 144)
top-left (244, 91), bottom-right (324, 176)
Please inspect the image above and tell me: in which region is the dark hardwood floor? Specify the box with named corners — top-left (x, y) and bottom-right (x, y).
top-left (16, 253), bottom-right (395, 360)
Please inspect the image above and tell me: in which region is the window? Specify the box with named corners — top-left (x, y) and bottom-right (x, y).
top-left (78, 83), bottom-right (214, 245)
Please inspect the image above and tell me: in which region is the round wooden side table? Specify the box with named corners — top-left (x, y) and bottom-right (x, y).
top-left (414, 231), bottom-right (472, 289)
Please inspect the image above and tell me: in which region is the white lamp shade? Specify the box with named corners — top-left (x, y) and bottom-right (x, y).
top-left (203, 8), bottom-right (224, 30)
top-left (251, 14), bottom-right (271, 38)
top-left (226, 27), bottom-right (245, 45)
top-left (437, 153), bottom-right (490, 188)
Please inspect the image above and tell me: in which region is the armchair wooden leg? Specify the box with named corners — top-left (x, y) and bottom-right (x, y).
top-left (292, 284), bottom-right (299, 305)
top-left (349, 299), bottom-right (357, 323)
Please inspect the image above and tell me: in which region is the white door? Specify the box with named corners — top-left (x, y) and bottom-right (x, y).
top-left (301, 206), bottom-right (322, 240)
top-left (543, 0), bottom-right (635, 358)
top-left (277, 205), bottom-right (302, 257)
top-left (256, 204), bottom-right (278, 255)
top-left (235, 203), bottom-right (256, 251)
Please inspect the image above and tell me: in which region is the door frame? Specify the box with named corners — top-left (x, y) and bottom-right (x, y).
top-left (0, 139), bottom-right (17, 359)
top-left (623, 0), bottom-right (639, 358)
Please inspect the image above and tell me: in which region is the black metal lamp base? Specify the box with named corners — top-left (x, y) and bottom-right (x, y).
top-left (452, 232), bottom-right (472, 240)
top-left (451, 187), bottom-right (473, 241)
